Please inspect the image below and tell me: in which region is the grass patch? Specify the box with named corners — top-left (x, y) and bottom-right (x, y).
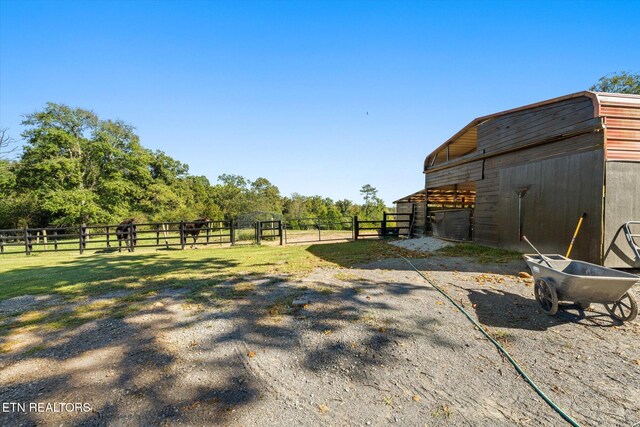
top-left (0, 240), bottom-right (414, 336)
top-left (334, 272), bottom-right (362, 282)
top-left (435, 243), bottom-right (521, 263)
top-left (489, 329), bottom-right (512, 346)
top-left (431, 403), bottom-right (453, 419)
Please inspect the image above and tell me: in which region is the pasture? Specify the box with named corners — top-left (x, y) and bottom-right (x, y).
top-left (0, 241), bottom-right (639, 426)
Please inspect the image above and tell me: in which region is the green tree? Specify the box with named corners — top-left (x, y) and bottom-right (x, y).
top-left (249, 177), bottom-right (282, 213)
top-left (590, 71), bottom-right (640, 94)
top-left (359, 184), bottom-right (387, 219)
top-left (0, 128), bottom-right (17, 159)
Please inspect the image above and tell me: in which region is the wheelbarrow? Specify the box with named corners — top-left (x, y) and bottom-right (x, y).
top-left (523, 254), bottom-right (639, 322)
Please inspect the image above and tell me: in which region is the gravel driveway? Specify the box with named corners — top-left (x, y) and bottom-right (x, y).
top-left (1, 254), bottom-right (638, 426)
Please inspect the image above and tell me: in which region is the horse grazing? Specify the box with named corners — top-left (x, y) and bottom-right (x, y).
top-left (183, 218), bottom-right (209, 248)
top-left (116, 219), bottom-right (137, 252)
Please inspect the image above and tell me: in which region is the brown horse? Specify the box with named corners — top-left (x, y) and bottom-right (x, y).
top-left (183, 218), bottom-right (209, 248)
top-left (116, 219), bottom-right (137, 252)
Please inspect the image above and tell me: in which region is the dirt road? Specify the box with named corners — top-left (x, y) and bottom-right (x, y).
top-left (1, 255), bottom-right (638, 426)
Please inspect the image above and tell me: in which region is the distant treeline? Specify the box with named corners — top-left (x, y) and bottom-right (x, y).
top-left (0, 103), bottom-right (388, 228)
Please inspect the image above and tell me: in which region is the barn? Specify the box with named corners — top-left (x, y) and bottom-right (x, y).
top-left (396, 91), bottom-right (640, 268)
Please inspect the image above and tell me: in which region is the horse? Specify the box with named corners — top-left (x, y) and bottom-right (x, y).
top-left (116, 219), bottom-right (137, 252)
top-left (183, 218), bottom-right (209, 248)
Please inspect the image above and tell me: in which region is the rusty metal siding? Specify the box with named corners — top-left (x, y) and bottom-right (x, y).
top-left (599, 94), bottom-right (640, 162)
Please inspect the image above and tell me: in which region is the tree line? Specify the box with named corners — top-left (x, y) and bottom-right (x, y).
top-left (0, 103), bottom-right (388, 229)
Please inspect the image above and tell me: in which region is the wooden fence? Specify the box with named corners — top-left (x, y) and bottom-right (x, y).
top-left (0, 213), bottom-right (414, 256)
top-left (0, 220), bottom-right (237, 255)
top-left (354, 212), bottom-right (413, 239)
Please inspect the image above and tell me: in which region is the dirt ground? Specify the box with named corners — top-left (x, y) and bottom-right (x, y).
top-left (1, 253), bottom-right (639, 426)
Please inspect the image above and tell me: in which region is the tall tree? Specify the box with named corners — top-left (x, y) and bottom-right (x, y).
top-left (590, 71), bottom-right (640, 94)
top-left (0, 128), bottom-right (17, 159)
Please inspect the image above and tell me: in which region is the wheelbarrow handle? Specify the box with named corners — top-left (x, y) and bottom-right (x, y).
top-left (522, 235), bottom-right (554, 269)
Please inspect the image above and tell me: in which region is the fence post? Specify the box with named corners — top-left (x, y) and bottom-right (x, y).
top-left (106, 226), bottom-right (111, 248)
top-left (278, 220), bottom-right (283, 245)
top-left (230, 219), bottom-right (235, 245)
top-left (162, 223), bottom-right (169, 248)
top-left (53, 231), bottom-right (58, 251)
top-left (206, 221), bottom-right (210, 244)
top-left (254, 222), bottom-right (259, 244)
top-left (180, 221), bottom-right (186, 250)
top-left (129, 223), bottom-right (135, 252)
top-left (382, 212), bottom-right (387, 238)
top-left (0, 234), bottom-right (4, 253)
top-left (353, 216), bottom-right (359, 240)
top-left (24, 226), bottom-right (31, 255)
top-left (79, 224), bottom-right (84, 254)
top-left (156, 224), bottom-right (160, 246)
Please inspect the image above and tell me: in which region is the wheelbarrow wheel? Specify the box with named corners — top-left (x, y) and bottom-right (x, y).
top-left (604, 292), bottom-right (638, 322)
top-left (534, 278), bottom-right (558, 315)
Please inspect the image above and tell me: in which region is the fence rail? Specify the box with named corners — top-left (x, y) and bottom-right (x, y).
top-left (353, 212), bottom-right (413, 239)
top-left (283, 217), bottom-right (354, 244)
top-left (0, 213), bottom-right (415, 256)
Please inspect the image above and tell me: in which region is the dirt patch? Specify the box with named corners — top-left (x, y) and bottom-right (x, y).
top-left (1, 256), bottom-right (638, 426)
top-left (389, 236), bottom-right (452, 252)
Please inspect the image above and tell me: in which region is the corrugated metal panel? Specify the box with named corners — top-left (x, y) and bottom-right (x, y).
top-left (431, 209), bottom-right (472, 241)
top-left (598, 94), bottom-right (640, 162)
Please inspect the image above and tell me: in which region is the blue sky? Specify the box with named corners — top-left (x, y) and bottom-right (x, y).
top-left (1, 0), bottom-right (638, 204)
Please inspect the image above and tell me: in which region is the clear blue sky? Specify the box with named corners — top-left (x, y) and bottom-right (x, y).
top-left (1, 0), bottom-right (638, 204)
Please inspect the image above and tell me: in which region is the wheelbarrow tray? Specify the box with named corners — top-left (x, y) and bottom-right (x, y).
top-left (523, 254), bottom-right (639, 304)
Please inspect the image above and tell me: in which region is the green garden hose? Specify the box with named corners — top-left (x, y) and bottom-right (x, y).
top-left (401, 257), bottom-right (581, 427)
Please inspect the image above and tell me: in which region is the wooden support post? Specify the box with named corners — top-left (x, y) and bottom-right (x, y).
top-left (180, 221), bottom-right (186, 250)
top-left (156, 224), bottom-right (160, 245)
top-left (256, 222), bottom-right (261, 244)
top-left (230, 219), bottom-right (235, 245)
top-left (0, 234), bottom-right (4, 253)
top-left (106, 226), bottom-right (111, 248)
top-left (206, 221), bottom-right (210, 244)
top-left (42, 229), bottom-right (47, 250)
top-left (317, 220), bottom-right (321, 241)
top-left (79, 224), bottom-right (84, 254)
top-left (278, 220), bottom-right (283, 245)
top-left (24, 226), bottom-right (31, 255)
top-left (53, 231), bottom-right (58, 251)
top-left (128, 223), bottom-right (135, 252)
top-left (354, 216), bottom-right (359, 240)
top-left (382, 212), bottom-right (388, 238)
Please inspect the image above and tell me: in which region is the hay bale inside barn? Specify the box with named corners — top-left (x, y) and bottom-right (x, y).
top-left (396, 91), bottom-right (640, 267)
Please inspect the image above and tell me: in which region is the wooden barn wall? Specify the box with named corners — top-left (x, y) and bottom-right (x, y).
top-left (424, 160), bottom-right (483, 189)
top-left (396, 201), bottom-right (427, 236)
top-left (477, 96), bottom-right (596, 154)
top-left (602, 162), bottom-right (640, 268)
top-left (474, 131), bottom-right (605, 264)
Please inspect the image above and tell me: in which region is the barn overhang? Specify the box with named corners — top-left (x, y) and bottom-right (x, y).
top-left (421, 91), bottom-right (629, 173)
top-left (394, 189), bottom-right (426, 204)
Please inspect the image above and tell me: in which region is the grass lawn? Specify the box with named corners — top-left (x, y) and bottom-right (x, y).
top-left (0, 239), bottom-right (521, 349)
top-left (0, 240), bottom-right (422, 343)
